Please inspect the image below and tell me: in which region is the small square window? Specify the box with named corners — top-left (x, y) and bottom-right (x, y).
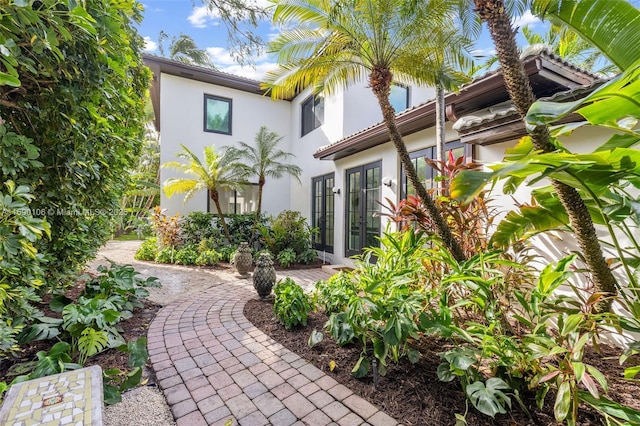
top-left (390, 84), bottom-right (409, 113)
top-left (301, 94), bottom-right (324, 137)
top-left (204, 94), bottom-right (232, 135)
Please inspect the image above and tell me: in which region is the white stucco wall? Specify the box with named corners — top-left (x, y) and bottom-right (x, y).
top-left (341, 80), bottom-right (437, 137)
top-left (159, 74), bottom-right (292, 217)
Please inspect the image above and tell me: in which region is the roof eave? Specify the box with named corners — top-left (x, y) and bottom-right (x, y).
top-left (314, 53), bottom-right (598, 160)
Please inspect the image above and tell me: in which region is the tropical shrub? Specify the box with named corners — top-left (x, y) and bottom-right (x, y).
top-left (83, 263), bottom-right (161, 311)
top-left (181, 212), bottom-right (218, 245)
top-left (315, 272), bottom-right (357, 315)
top-left (150, 207), bottom-right (182, 248)
top-left (0, 178), bottom-right (51, 354)
top-left (103, 337), bottom-right (149, 404)
top-left (198, 237), bottom-right (222, 252)
top-left (276, 248), bottom-right (297, 268)
top-left (11, 342), bottom-right (81, 385)
top-left (8, 263), bottom-right (158, 403)
top-left (382, 155), bottom-right (495, 259)
top-left (273, 278), bottom-right (313, 329)
top-left (297, 248), bottom-right (318, 265)
top-left (134, 237), bottom-right (158, 261)
top-left (195, 250), bottom-right (220, 266)
top-left (218, 245), bottom-right (238, 263)
top-left (174, 244), bottom-right (199, 265)
top-left (219, 213), bottom-right (267, 244)
top-left (259, 210), bottom-right (317, 258)
top-left (155, 247), bottom-right (176, 264)
top-left (329, 231), bottom-right (427, 379)
top-left (2, 0), bottom-right (149, 287)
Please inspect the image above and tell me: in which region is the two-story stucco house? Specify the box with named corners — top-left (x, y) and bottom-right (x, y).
top-left (143, 51), bottom-right (608, 266)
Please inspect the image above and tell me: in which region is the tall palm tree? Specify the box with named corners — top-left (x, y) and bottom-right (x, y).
top-left (471, 0), bottom-right (621, 308)
top-left (263, 0), bottom-right (471, 262)
top-left (158, 32), bottom-right (215, 68)
top-left (228, 126), bottom-right (302, 245)
top-left (162, 144), bottom-right (249, 242)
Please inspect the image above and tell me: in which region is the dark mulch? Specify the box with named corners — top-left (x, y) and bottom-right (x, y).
top-left (244, 298), bottom-right (640, 426)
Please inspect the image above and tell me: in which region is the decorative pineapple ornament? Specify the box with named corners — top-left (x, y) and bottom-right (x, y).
top-left (253, 252), bottom-right (276, 299)
top-left (232, 242), bottom-right (253, 278)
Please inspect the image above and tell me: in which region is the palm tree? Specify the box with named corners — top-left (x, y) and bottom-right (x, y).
top-left (521, 24), bottom-right (616, 75)
top-left (162, 144), bottom-right (249, 242)
top-left (263, 0), bottom-right (472, 262)
top-left (228, 126), bottom-right (302, 245)
top-left (471, 0), bottom-right (623, 308)
top-left (158, 32), bottom-right (215, 68)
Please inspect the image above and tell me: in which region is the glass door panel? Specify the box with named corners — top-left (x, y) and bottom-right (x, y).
top-left (346, 161), bottom-right (381, 257)
top-left (311, 173), bottom-right (335, 253)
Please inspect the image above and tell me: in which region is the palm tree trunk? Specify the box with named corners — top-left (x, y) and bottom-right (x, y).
top-left (210, 189), bottom-right (232, 243)
top-left (475, 0), bottom-right (617, 310)
top-left (370, 67), bottom-right (467, 262)
top-left (250, 178), bottom-right (265, 246)
top-left (435, 83), bottom-right (446, 193)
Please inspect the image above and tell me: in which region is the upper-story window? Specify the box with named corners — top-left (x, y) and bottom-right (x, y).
top-left (301, 94), bottom-right (324, 137)
top-left (204, 94), bottom-right (232, 135)
top-left (390, 84), bottom-right (409, 113)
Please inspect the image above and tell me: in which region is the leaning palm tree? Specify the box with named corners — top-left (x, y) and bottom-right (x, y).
top-left (162, 144), bottom-right (249, 243)
top-left (228, 126), bottom-right (302, 245)
top-left (158, 32), bottom-right (216, 68)
top-left (469, 0), bottom-right (637, 307)
top-left (263, 0), bottom-right (472, 262)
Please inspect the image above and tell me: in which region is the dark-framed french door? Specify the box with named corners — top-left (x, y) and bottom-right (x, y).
top-left (345, 161), bottom-right (381, 257)
top-left (311, 173), bottom-right (335, 253)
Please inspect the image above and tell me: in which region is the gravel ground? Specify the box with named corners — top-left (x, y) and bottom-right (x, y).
top-left (88, 240), bottom-right (238, 426)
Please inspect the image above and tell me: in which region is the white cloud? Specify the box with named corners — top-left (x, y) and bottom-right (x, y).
top-left (188, 0), bottom-right (271, 29)
top-left (219, 62), bottom-right (279, 80)
top-left (143, 37), bottom-right (157, 52)
top-left (205, 45), bottom-right (278, 80)
top-left (471, 48), bottom-right (496, 58)
top-left (512, 10), bottom-right (541, 28)
top-left (206, 47), bottom-right (237, 66)
top-left (188, 6), bottom-right (220, 28)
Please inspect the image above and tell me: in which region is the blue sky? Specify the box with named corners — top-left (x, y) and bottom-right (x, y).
top-left (136, 1), bottom-right (548, 80)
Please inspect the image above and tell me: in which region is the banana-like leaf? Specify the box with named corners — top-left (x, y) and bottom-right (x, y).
top-left (452, 147), bottom-right (640, 205)
top-left (596, 133), bottom-right (640, 152)
top-left (489, 201), bottom-right (569, 249)
top-left (532, 0), bottom-right (640, 71)
top-left (578, 391), bottom-right (640, 423)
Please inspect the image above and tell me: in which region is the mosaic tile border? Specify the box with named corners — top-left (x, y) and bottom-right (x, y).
top-left (0, 365), bottom-right (103, 426)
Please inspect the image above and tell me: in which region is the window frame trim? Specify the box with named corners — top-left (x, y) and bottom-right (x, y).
top-left (301, 94), bottom-right (324, 137)
top-left (400, 140), bottom-right (468, 199)
top-left (390, 83), bottom-right (410, 112)
top-left (344, 160), bottom-right (382, 258)
top-left (203, 94), bottom-right (233, 135)
top-left (311, 172), bottom-right (335, 253)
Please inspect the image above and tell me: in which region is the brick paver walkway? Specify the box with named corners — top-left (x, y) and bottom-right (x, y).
top-left (147, 269), bottom-right (398, 426)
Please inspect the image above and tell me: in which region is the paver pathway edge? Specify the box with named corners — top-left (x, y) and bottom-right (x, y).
top-left (147, 270), bottom-right (399, 426)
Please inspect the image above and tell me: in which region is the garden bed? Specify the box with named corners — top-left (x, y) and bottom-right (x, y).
top-left (0, 276), bottom-right (161, 394)
top-left (244, 298), bottom-right (640, 426)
